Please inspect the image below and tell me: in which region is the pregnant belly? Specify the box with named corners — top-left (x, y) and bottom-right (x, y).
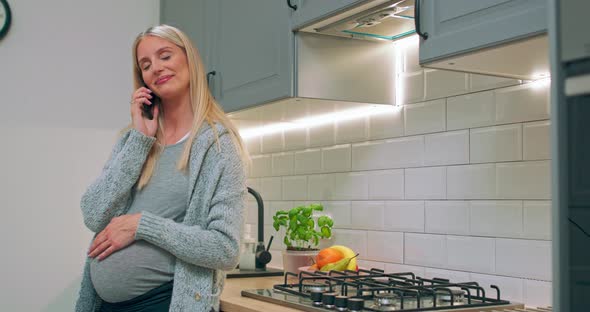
top-left (89, 241), bottom-right (175, 303)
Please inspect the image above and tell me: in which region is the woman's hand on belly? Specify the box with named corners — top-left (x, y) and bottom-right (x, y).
top-left (88, 213), bottom-right (142, 261)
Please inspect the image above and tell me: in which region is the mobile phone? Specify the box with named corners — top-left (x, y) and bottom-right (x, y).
top-left (141, 89), bottom-right (160, 120)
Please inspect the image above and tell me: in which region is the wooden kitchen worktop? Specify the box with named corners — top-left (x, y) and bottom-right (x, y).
top-left (220, 276), bottom-right (301, 312)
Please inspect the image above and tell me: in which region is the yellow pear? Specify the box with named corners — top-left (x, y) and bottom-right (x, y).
top-left (320, 254), bottom-right (359, 272)
top-left (328, 245), bottom-right (357, 271)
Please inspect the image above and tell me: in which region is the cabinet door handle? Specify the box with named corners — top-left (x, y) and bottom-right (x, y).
top-left (414, 0), bottom-right (429, 40)
top-left (207, 70), bottom-right (216, 86)
top-left (287, 0), bottom-right (297, 11)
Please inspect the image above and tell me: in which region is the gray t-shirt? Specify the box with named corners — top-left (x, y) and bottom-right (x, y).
top-left (90, 139), bottom-right (189, 303)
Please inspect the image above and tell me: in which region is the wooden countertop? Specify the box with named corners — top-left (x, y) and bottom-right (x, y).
top-left (220, 276), bottom-right (301, 312)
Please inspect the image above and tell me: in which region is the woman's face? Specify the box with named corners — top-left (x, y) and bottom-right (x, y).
top-left (136, 35), bottom-right (190, 101)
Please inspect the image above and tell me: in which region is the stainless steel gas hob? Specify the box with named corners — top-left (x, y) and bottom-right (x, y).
top-left (241, 268), bottom-right (525, 311)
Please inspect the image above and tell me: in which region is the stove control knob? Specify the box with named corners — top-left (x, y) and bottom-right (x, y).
top-left (347, 298), bottom-right (364, 311)
top-left (322, 292), bottom-right (337, 309)
top-left (335, 295), bottom-right (348, 311)
top-left (310, 291), bottom-right (324, 306)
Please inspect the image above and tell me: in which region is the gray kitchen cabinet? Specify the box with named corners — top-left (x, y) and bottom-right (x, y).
top-left (160, 0), bottom-right (293, 113)
top-left (417, 0), bottom-right (548, 79)
top-left (208, 0), bottom-right (293, 112)
top-left (289, 0), bottom-right (363, 30)
top-left (160, 0), bottom-right (214, 73)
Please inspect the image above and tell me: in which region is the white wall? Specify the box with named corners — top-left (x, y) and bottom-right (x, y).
top-left (0, 1), bottom-right (159, 311)
top-left (240, 37), bottom-right (552, 308)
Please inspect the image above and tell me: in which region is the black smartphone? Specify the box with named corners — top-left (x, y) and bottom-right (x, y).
top-left (141, 89), bottom-right (160, 120)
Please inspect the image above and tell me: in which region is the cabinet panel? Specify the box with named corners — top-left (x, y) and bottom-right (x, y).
top-left (160, 0), bottom-right (213, 72)
top-left (290, 0), bottom-right (362, 30)
top-left (210, 0), bottom-right (293, 112)
top-left (419, 0), bottom-right (546, 64)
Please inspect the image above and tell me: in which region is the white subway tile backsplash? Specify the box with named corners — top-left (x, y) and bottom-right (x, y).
top-left (470, 201), bottom-right (523, 238)
top-left (246, 178), bottom-right (261, 191)
top-left (425, 201), bottom-right (469, 235)
top-left (402, 71), bottom-right (424, 104)
top-left (367, 231), bottom-right (404, 263)
top-left (294, 149), bottom-right (322, 174)
top-left (404, 99), bottom-right (446, 135)
top-left (332, 172), bottom-right (369, 200)
top-left (282, 176), bottom-right (308, 200)
top-left (423, 268), bottom-right (470, 282)
top-left (245, 200), bottom-right (258, 224)
top-left (402, 36), bottom-right (421, 73)
top-left (446, 236), bottom-right (495, 274)
top-left (260, 177), bottom-right (283, 200)
top-left (470, 74), bottom-right (520, 91)
top-left (352, 136), bottom-right (424, 171)
top-left (368, 169), bottom-right (404, 200)
top-left (284, 128), bottom-right (308, 151)
top-left (384, 263), bottom-right (426, 277)
top-left (496, 238), bottom-right (552, 280)
top-left (308, 174), bottom-right (332, 200)
top-left (470, 124), bottom-right (523, 163)
top-left (251, 155), bottom-right (272, 178)
top-left (357, 260), bottom-right (386, 270)
top-left (495, 83), bottom-right (550, 124)
top-left (405, 167), bottom-right (447, 199)
top-left (384, 201), bottom-right (425, 232)
top-left (332, 229), bottom-right (368, 258)
top-left (272, 152), bottom-right (294, 176)
top-left (470, 273), bottom-right (524, 303)
top-left (322, 144), bottom-right (351, 173)
top-left (524, 280), bottom-right (552, 308)
top-left (447, 91), bottom-right (496, 130)
top-left (425, 69), bottom-right (468, 100)
top-left (322, 201), bottom-right (351, 228)
top-left (496, 161), bottom-right (551, 199)
top-left (244, 136), bottom-right (261, 155)
top-left (262, 131), bottom-right (284, 153)
top-left (424, 130), bottom-right (469, 165)
top-left (351, 201), bottom-right (384, 230)
top-left (523, 120), bottom-right (551, 160)
top-left (447, 164), bottom-right (496, 199)
top-left (237, 42), bottom-right (553, 307)
top-left (336, 116), bottom-right (368, 144)
top-left (523, 201), bottom-right (551, 240)
top-left (369, 107), bottom-right (404, 140)
top-left (309, 122), bottom-right (335, 148)
top-left (404, 233), bottom-right (446, 268)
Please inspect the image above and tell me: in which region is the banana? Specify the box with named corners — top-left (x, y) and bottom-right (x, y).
top-left (320, 253), bottom-right (359, 272)
top-left (328, 245), bottom-right (357, 271)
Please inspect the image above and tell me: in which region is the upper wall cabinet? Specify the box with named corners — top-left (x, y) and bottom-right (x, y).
top-left (289, 0), bottom-right (363, 30)
top-left (160, 0), bottom-right (214, 73)
top-left (208, 0), bottom-right (293, 113)
top-left (160, 0), bottom-right (396, 113)
top-left (417, 0), bottom-right (549, 80)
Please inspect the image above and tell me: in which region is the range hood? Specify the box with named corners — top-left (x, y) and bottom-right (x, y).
top-left (298, 0), bottom-right (416, 42)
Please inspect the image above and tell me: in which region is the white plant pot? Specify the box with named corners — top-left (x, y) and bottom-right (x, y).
top-left (281, 249), bottom-right (319, 273)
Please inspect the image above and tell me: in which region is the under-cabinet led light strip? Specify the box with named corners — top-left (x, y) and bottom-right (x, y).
top-left (239, 104), bottom-right (400, 139)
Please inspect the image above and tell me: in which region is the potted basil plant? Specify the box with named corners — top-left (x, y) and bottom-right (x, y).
top-left (272, 203), bottom-right (334, 273)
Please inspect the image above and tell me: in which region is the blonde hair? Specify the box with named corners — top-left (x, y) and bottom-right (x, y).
top-left (130, 24), bottom-right (249, 189)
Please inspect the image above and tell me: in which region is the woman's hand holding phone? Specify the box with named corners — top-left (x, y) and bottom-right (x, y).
top-left (131, 87), bottom-right (159, 137)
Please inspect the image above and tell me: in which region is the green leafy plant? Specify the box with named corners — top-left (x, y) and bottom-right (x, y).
top-left (272, 203), bottom-right (334, 251)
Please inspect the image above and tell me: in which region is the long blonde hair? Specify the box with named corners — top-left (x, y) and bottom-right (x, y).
top-left (130, 25), bottom-right (249, 189)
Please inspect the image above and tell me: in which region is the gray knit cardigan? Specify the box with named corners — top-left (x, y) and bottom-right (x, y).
top-left (75, 123), bottom-right (246, 312)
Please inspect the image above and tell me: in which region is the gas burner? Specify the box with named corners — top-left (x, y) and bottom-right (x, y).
top-left (302, 281), bottom-right (331, 293)
top-left (437, 289), bottom-right (465, 305)
top-left (372, 292), bottom-right (399, 311)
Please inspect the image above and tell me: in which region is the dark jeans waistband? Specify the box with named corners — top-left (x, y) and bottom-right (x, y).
top-left (100, 281), bottom-right (173, 312)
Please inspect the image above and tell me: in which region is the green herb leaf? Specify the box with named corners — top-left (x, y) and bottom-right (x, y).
top-left (321, 226), bottom-right (331, 238)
